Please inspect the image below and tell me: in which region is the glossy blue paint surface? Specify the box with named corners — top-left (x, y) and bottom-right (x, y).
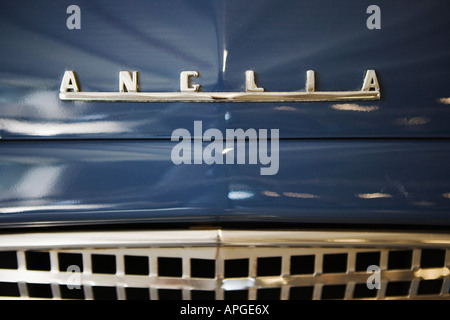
top-left (0, 0), bottom-right (448, 139)
top-left (0, 140), bottom-right (450, 227)
top-left (0, 0), bottom-right (449, 228)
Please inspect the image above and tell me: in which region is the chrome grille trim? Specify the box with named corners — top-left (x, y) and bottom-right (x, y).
top-left (1, 230), bottom-right (450, 249)
top-left (0, 230), bottom-right (449, 300)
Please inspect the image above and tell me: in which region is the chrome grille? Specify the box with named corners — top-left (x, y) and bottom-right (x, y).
top-left (0, 230), bottom-right (449, 300)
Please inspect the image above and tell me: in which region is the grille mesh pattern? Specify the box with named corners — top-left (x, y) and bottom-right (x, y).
top-left (0, 230), bottom-right (449, 300)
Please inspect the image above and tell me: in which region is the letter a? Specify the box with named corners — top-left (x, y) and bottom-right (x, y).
top-left (361, 70), bottom-right (380, 91)
top-left (366, 265), bottom-right (381, 289)
top-left (171, 128), bottom-right (192, 165)
top-left (60, 71), bottom-right (80, 92)
top-left (66, 5), bottom-right (81, 30)
top-left (366, 5), bottom-right (381, 30)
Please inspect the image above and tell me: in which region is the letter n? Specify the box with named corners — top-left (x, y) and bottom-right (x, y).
top-left (120, 71), bottom-right (139, 92)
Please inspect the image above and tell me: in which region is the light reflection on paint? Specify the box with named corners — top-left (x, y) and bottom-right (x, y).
top-left (0, 204), bottom-right (112, 214)
top-left (438, 97), bottom-right (450, 105)
top-left (0, 118), bottom-right (137, 136)
top-left (228, 190), bottom-right (254, 200)
top-left (222, 148), bottom-right (234, 155)
top-left (274, 106), bottom-right (297, 111)
top-left (283, 192), bottom-right (320, 199)
top-left (413, 201), bottom-right (435, 206)
top-left (396, 116), bottom-right (430, 126)
top-left (357, 193), bottom-right (392, 199)
top-left (222, 49), bottom-right (228, 73)
top-left (14, 166), bottom-right (63, 199)
top-left (331, 104), bottom-right (378, 112)
top-left (262, 191), bottom-right (280, 197)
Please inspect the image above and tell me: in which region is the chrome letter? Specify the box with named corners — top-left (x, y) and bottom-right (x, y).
top-left (306, 70), bottom-right (315, 92)
top-left (180, 71), bottom-right (200, 92)
top-left (119, 71), bottom-right (138, 92)
top-left (245, 70), bottom-right (264, 92)
top-left (60, 71), bottom-right (79, 92)
top-left (362, 70), bottom-right (380, 91)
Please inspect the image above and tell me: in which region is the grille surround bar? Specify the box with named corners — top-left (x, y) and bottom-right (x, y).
top-left (0, 229), bottom-right (449, 300)
top-left (1, 230), bottom-right (449, 249)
